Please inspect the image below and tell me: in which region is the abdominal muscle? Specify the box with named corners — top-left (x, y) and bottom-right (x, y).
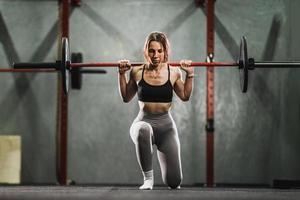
top-left (138, 101), bottom-right (172, 114)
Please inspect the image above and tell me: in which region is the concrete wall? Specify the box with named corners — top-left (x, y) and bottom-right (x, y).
top-left (0, 0), bottom-right (299, 186)
top-left (0, 1), bottom-right (58, 183)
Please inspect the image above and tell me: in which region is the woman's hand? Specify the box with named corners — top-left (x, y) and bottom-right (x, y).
top-left (118, 59), bottom-right (132, 74)
top-left (180, 59), bottom-right (194, 77)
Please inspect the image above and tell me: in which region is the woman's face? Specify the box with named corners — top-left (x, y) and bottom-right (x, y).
top-left (147, 41), bottom-right (165, 66)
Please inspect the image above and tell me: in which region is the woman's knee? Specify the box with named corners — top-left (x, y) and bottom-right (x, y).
top-left (161, 170), bottom-right (182, 189)
top-left (130, 122), bottom-right (152, 144)
top-left (137, 124), bottom-right (152, 142)
top-left (167, 175), bottom-right (182, 189)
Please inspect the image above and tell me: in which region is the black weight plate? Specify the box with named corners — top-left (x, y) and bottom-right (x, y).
top-left (71, 52), bottom-right (83, 89)
top-left (239, 36), bottom-right (248, 93)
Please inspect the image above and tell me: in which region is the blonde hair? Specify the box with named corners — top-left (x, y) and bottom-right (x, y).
top-left (143, 31), bottom-right (171, 63)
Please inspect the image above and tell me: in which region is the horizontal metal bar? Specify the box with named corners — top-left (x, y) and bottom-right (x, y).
top-left (255, 62), bottom-right (300, 68)
top-left (70, 62), bottom-right (238, 68)
top-left (13, 62), bottom-right (58, 69)
top-left (79, 69), bottom-right (107, 74)
top-left (0, 68), bottom-right (57, 73)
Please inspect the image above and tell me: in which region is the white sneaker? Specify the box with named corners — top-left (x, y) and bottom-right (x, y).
top-left (139, 179), bottom-right (153, 190)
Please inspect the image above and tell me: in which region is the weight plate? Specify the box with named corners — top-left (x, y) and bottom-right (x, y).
top-left (239, 36), bottom-right (249, 93)
top-left (61, 37), bottom-right (70, 94)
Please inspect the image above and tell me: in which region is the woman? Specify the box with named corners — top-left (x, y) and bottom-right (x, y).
top-left (118, 31), bottom-right (194, 190)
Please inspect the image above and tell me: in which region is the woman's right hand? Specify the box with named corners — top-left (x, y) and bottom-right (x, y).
top-left (118, 59), bottom-right (131, 74)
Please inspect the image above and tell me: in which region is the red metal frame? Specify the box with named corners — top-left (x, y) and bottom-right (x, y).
top-left (71, 0), bottom-right (81, 6)
top-left (57, 0), bottom-right (69, 185)
top-left (206, 0), bottom-right (215, 187)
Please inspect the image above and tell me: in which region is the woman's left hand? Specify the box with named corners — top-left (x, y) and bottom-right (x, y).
top-left (180, 59), bottom-right (193, 74)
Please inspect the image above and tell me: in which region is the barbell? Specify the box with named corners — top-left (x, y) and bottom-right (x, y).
top-left (13, 36), bottom-right (300, 94)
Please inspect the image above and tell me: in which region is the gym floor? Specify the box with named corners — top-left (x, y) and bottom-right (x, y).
top-left (0, 186), bottom-right (299, 200)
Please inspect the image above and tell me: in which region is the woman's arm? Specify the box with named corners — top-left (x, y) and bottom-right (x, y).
top-left (118, 70), bottom-right (138, 102)
top-left (173, 60), bottom-right (194, 101)
top-left (118, 60), bottom-right (138, 103)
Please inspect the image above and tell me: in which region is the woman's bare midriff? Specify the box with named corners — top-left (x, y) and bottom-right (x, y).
top-left (138, 101), bottom-right (172, 114)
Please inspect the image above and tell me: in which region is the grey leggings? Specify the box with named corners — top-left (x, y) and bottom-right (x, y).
top-left (130, 110), bottom-right (182, 188)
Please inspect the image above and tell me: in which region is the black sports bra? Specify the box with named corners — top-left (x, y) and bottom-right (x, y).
top-left (137, 65), bottom-right (173, 103)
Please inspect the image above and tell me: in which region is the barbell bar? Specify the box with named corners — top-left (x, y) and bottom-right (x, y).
top-left (253, 61), bottom-right (300, 68)
top-left (0, 69), bottom-right (56, 73)
top-left (70, 62), bottom-right (238, 68)
top-left (13, 36), bottom-right (300, 95)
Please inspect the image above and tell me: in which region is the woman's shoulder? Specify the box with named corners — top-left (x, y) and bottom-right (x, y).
top-left (130, 64), bottom-right (144, 80)
top-left (131, 64), bottom-right (144, 74)
top-left (168, 64), bottom-right (181, 74)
